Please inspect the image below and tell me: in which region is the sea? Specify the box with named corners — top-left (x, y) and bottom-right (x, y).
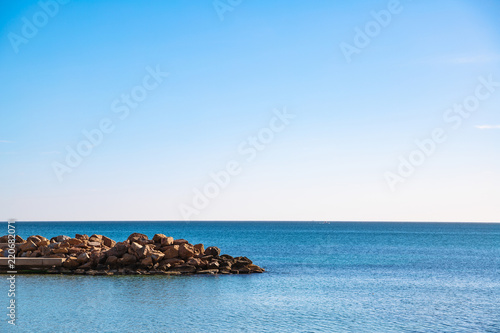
top-left (2, 222), bottom-right (500, 332)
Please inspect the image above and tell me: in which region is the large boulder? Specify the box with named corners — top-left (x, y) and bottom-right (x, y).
top-left (68, 247), bottom-right (85, 255)
top-left (118, 253), bottom-right (137, 265)
top-left (56, 235), bottom-right (71, 242)
top-left (106, 242), bottom-right (128, 257)
top-left (106, 256), bottom-right (118, 265)
top-left (127, 233), bottom-right (148, 244)
top-left (27, 236), bottom-right (41, 244)
top-left (20, 240), bottom-right (37, 252)
top-left (248, 264), bottom-right (265, 273)
top-left (73, 240), bottom-right (89, 248)
top-left (186, 258), bottom-right (206, 269)
top-left (89, 234), bottom-right (103, 242)
top-left (162, 245), bottom-right (179, 259)
top-left (178, 244), bottom-right (195, 260)
top-left (154, 234), bottom-right (174, 247)
top-left (101, 236), bottom-right (116, 247)
top-left (59, 241), bottom-right (71, 248)
top-left (63, 257), bottom-right (80, 269)
top-left (137, 245), bottom-right (153, 259)
top-left (130, 243), bottom-right (152, 259)
top-left (97, 253), bottom-right (107, 264)
top-left (152, 234), bottom-right (167, 243)
top-left (150, 251), bottom-right (165, 263)
top-left (75, 234), bottom-right (89, 240)
top-left (162, 258), bottom-right (184, 266)
top-left (77, 253), bottom-right (90, 264)
top-left (161, 237), bottom-right (174, 246)
top-left (39, 245), bottom-right (51, 256)
top-left (194, 244), bottom-right (204, 255)
top-left (67, 238), bottom-right (83, 246)
top-left (130, 242), bottom-right (143, 253)
top-left (230, 257), bottom-right (255, 272)
top-left (234, 256), bottom-right (252, 266)
top-left (140, 256), bottom-right (153, 268)
top-left (173, 239), bottom-right (189, 245)
top-left (231, 266), bottom-right (251, 274)
top-left (204, 246), bottom-right (220, 257)
top-left (48, 242), bottom-right (60, 249)
top-left (37, 240), bottom-right (50, 247)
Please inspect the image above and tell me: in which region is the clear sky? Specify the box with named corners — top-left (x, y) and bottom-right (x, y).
top-left (1, 0), bottom-right (499, 222)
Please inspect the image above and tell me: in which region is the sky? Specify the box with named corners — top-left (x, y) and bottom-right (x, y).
top-left (0, 0), bottom-right (499, 222)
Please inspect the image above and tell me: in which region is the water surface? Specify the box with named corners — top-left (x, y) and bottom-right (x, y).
top-left (4, 222), bottom-right (500, 332)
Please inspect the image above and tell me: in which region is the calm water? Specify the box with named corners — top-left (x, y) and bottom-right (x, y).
top-left (3, 222), bottom-right (500, 332)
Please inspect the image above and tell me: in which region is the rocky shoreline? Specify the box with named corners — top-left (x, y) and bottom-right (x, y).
top-left (0, 233), bottom-right (265, 275)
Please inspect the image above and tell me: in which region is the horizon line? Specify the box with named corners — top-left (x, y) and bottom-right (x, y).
top-left (2, 220), bottom-right (500, 224)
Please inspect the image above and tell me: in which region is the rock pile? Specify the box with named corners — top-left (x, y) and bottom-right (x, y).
top-left (0, 233), bottom-right (265, 275)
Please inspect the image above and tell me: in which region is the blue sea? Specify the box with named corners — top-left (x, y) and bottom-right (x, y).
top-left (3, 222), bottom-right (500, 332)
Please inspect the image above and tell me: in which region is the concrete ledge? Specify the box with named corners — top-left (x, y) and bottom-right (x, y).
top-left (0, 258), bottom-right (65, 267)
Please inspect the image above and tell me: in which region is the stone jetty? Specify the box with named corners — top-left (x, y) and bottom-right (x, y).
top-left (0, 233), bottom-right (265, 275)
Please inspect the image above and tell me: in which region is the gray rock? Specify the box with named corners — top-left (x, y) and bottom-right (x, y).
top-left (56, 235), bottom-right (71, 242)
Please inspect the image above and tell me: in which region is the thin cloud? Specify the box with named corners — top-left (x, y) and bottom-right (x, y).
top-left (475, 125), bottom-right (500, 130)
top-left (0, 140), bottom-right (14, 143)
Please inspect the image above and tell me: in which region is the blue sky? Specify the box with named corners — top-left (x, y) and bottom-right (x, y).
top-left (1, 0), bottom-right (499, 222)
